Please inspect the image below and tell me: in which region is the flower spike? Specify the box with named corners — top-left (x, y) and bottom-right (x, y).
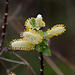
top-left (9, 72), bottom-right (16, 75)
top-left (25, 15), bottom-right (45, 30)
top-left (10, 39), bottom-right (35, 51)
top-left (45, 24), bottom-right (66, 39)
top-left (20, 29), bottom-right (43, 44)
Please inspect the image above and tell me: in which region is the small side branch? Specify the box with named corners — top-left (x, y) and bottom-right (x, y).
top-left (0, 60), bottom-right (9, 74)
top-left (9, 64), bottom-right (20, 71)
top-left (0, 57), bottom-right (27, 65)
top-left (12, 51), bottom-right (37, 75)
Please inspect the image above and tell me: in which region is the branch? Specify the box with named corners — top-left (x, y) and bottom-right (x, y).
top-left (0, 47), bottom-right (7, 55)
top-left (39, 52), bottom-right (44, 75)
top-left (0, 48), bottom-right (37, 75)
top-left (12, 51), bottom-right (37, 75)
top-left (0, 60), bottom-right (9, 74)
top-left (0, 3), bottom-right (22, 23)
top-left (0, 57), bottom-right (27, 65)
top-left (39, 26), bottom-right (44, 75)
top-left (0, 0), bottom-right (9, 48)
top-left (8, 64), bottom-right (20, 71)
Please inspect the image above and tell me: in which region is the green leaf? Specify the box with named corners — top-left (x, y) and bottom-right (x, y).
top-left (36, 39), bottom-right (51, 56)
top-left (36, 44), bottom-right (40, 50)
top-left (43, 47), bottom-right (51, 56)
top-left (36, 43), bottom-right (44, 52)
top-left (30, 18), bottom-right (35, 28)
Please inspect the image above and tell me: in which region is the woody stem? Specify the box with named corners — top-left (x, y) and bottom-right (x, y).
top-left (39, 52), bottom-right (44, 75)
top-left (0, 0), bottom-right (9, 48)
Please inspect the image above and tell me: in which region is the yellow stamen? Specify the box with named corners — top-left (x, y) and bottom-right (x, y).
top-left (10, 39), bottom-right (35, 51)
top-left (20, 29), bottom-right (43, 44)
top-left (9, 72), bottom-right (16, 75)
top-left (24, 17), bottom-right (45, 30)
top-left (45, 24), bottom-right (66, 39)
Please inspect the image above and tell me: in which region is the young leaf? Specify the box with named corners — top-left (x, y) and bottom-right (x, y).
top-left (36, 39), bottom-right (51, 56)
top-left (43, 47), bottom-right (51, 56)
top-left (30, 18), bottom-right (35, 28)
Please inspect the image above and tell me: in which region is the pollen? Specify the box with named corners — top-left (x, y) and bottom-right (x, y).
top-left (35, 18), bottom-right (45, 27)
top-left (9, 72), bottom-right (16, 75)
top-left (24, 17), bottom-right (45, 30)
top-left (45, 24), bottom-right (66, 39)
top-left (10, 39), bottom-right (35, 51)
top-left (25, 18), bottom-right (35, 29)
top-left (20, 29), bottom-right (43, 44)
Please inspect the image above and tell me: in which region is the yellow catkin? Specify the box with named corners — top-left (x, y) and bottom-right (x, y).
top-left (25, 18), bottom-right (35, 29)
top-left (9, 72), bottom-right (16, 75)
top-left (45, 24), bottom-right (66, 39)
top-left (10, 39), bottom-right (35, 51)
top-left (24, 17), bottom-right (45, 30)
top-left (35, 18), bottom-right (45, 26)
top-left (35, 18), bottom-right (45, 27)
top-left (20, 29), bottom-right (43, 44)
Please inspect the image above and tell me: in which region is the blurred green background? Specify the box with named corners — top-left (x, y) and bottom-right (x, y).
top-left (0, 0), bottom-right (75, 75)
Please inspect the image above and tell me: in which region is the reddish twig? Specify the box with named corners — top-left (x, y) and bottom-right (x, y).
top-left (39, 28), bottom-right (44, 75)
top-left (0, 0), bottom-right (9, 48)
top-left (39, 52), bottom-right (44, 75)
